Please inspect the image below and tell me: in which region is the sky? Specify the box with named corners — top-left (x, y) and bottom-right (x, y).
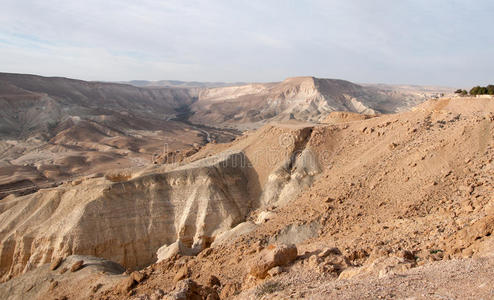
top-left (0, 0), bottom-right (493, 87)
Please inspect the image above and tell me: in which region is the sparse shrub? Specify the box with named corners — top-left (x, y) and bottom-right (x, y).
top-left (105, 172), bottom-right (132, 182)
top-left (469, 85), bottom-right (494, 96)
top-left (488, 85), bottom-right (494, 95)
top-left (255, 281), bottom-right (284, 297)
top-left (47, 121), bottom-right (59, 131)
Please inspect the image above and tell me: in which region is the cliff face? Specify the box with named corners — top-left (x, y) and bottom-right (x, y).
top-left (0, 151), bottom-right (254, 281)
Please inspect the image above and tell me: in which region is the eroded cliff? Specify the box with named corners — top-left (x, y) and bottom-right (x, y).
top-left (0, 122), bottom-right (322, 282)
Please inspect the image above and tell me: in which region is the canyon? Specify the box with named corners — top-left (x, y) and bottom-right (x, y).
top-left (3, 73), bottom-right (494, 299)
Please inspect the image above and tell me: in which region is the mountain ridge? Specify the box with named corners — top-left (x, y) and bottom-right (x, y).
top-left (0, 72), bottom-right (451, 201)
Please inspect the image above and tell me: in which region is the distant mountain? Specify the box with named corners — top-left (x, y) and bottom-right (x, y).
top-left (121, 79), bottom-right (246, 88)
top-left (0, 73), bottom-right (224, 194)
top-left (0, 73), bottom-right (200, 139)
top-left (360, 82), bottom-right (454, 95)
top-left (188, 76), bottom-right (454, 129)
top-left (0, 73), bottom-right (453, 137)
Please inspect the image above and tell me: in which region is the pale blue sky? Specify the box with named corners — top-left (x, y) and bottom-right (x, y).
top-left (0, 0), bottom-right (492, 87)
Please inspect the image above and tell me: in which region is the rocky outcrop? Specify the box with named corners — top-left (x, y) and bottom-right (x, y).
top-left (165, 279), bottom-right (219, 300)
top-left (260, 148), bottom-right (322, 207)
top-left (248, 244), bottom-right (298, 279)
top-left (0, 255), bottom-right (125, 300)
top-left (0, 151), bottom-right (254, 281)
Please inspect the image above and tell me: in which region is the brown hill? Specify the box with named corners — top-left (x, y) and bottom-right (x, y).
top-left (0, 73), bottom-right (238, 198)
top-left (189, 76), bottom-right (450, 129)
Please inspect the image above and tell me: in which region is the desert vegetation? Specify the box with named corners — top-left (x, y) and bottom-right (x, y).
top-left (469, 85), bottom-right (494, 96)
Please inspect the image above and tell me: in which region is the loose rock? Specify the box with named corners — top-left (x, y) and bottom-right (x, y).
top-left (119, 277), bottom-right (136, 293)
top-left (208, 275), bottom-right (221, 287)
top-left (268, 266), bottom-right (283, 277)
top-left (130, 271), bottom-right (145, 283)
top-left (173, 266), bottom-right (189, 283)
top-left (50, 257), bottom-right (63, 271)
top-left (167, 279), bottom-right (219, 300)
top-left (249, 244), bottom-right (298, 279)
top-left (70, 260), bottom-right (84, 272)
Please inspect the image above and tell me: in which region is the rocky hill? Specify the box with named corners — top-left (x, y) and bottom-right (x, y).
top-left (1, 96), bottom-right (493, 299)
top-left (0, 73), bottom-right (201, 138)
top-left (122, 80), bottom-right (244, 89)
top-left (189, 76), bottom-right (450, 129)
top-left (0, 73), bottom-right (237, 199)
top-left (0, 73), bottom-right (448, 201)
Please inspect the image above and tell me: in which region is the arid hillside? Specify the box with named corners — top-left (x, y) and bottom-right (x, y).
top-left (0, 73), bottom-right (201, 138)
top-left (0, 73), bottom-right (448, 201)
top-left (122, 80), bottom-right (244, 89)
top-left (189, 76), bottom-right (450, 130)
top-left (1, 96), bottom-right (493, 299)
top-left (0, 73), bottom-right (237, 199)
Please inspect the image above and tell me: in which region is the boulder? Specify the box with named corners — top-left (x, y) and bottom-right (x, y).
top-left (211, 221), bottom-right (257, 247)
top-left (397, 250), bottom-right (416, 261)
top-left (70, 260), bottom-right (84, 272)
top-left (130, 271), bottom-right (146, 283)
top-left (267, 266), bottom-right (283, 277)
top-left (173, 266), bottom-right (190, 283)
top-left (157, 241), bottom-right (184, 262)
top-left (208, 275), bottom-right (221, 287)
top-left (50, 257), bottom-right (63, 271)
top-left (249, 244), bottom-right (298, 279)
top-left (166, 279), bottom-right (219, 300)
top-left (308, 247), bottom-right (351, 275)
top-left (118, 277), bottom-right (136, 293)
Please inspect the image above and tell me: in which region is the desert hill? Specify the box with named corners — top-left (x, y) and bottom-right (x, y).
top-left (0, 119), bottom-right (317, 282)
top-left (0, 73), bottom-right (200, 137)
top-left (1, 96), bottom-right (493, 299)
top-left (0, 73), bottom-right (449, 201)
top-left (189, 76), bottom-right (450, 130)
top-left (0, 73), bottom-right (239, 199)
top-left (122, 80), bottom-right (244, 89)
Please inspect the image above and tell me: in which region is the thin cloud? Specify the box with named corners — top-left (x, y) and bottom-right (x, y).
top-left (0, 0), bottom-right (492, 86)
